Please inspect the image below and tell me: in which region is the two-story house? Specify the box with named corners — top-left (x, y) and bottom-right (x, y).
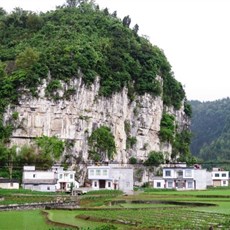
top-left (87, 164), bottom-right (133, 194)
top-left (52, 165), bottom-right (79, 191)
top-left (22, 165), bottom-right (79, 192)
top-left (163, 164), bottom-right (208, 190)
top-left (211, 168), bottom-right (229, 187)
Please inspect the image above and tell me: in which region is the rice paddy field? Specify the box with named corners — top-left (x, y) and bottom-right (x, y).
top-left (0, 187), bottom-right (230, 229)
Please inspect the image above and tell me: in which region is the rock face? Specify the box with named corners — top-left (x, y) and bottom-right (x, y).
top-left (4, 77), bottom-right (189, 163)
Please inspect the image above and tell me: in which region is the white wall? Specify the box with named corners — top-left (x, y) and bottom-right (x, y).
top-left (212, 171), bottom-right (229, 180)
top-left (23, 171), bottom-right (55, 180)
top-left (87, 166), bottom-right (110, 180)
top-left (24, 184), bottom-right (56, 192)
top-left (163, 168), bottom-right (194, 179)
top-left (194, 169), bottom-right (207, 190)
top-left (110, 168), bottom-right (133, 193)
top-left (0, 183), bottom-right (19, 189)
top-left (153, 179), bottom-right (165, 189)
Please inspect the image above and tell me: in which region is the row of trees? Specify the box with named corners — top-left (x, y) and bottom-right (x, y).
top-left (0, 136), bottom-right (64, 179)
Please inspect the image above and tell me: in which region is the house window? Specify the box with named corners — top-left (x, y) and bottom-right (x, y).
top-left (94, 181), bottom-right (97, 187)
top-left (59, 174), bottom-right (63, 179)
top-left (165, 170), bottom-right (171, 176)
top-left (70, 174), bottom-right (73, 179)
top-left (177, 171), bottom-right (183, 177)
top-left (47, 186), bottom-right (50, 190)
top-left (64, 173), bottom-right (68, 177)
top-left (185, 170), bottom-right (192, 177)
top-left (215, 173), bottom-right (220, 177)
top-left (33, 174), bottom-right (36, 178)
top-left (157, 182), bottom-right (161, 188)
top-left (188, 181), bottom-right (193, 188)
top-left (222, 173), bottom-right (227, 177)
top-left (223, 181), bottom-right (226, 185)
top-left (168, 181), bottom-right (173, 188)
top-left (96, 170), bottom-right (101, 176)
top-left (10, 183), bottom-right (13, 187)
top-left (108, 182), bottom-right (111, 188)
top-left (90, 170), bottom-right (94, 176)
top-left (103, 169), bottom-right (107, 176)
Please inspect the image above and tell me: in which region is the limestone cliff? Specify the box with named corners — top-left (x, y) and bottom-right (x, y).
top-left (4, 76), bottom-right (189, 164)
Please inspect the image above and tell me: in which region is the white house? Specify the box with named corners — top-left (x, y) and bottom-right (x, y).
top-left (52, 165), bottom-right (79, 191)
top-left (211, 168), bottom-right (229, 187)
top-left (0, 178), bottom-right (19, 189)
top-left (162, 164), bottom-right (208, 190)
top-left (22, 165), bottom-right (79, 192)
top-left (22, 166), bottom-right (57, 192)
top-left (87, 164), bottom-right (133, 194)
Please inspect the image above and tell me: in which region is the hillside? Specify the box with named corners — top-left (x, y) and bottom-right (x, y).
top-left (0, 1), bottom-right (193, 181)
top-left (190, 98), bottom-right (230, 163)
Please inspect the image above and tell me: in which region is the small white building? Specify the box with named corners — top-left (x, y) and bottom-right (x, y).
top-left (87, 164), bottom-right (133, 194)
top-left (0, 178), bottom-right (19, 189)
top-left (22, 165), bottom-right (79, 192)
top-left (152, 177), bottom-right (165, 189)
top-left (162, 164), bottom-right (208, 190)
top-left (211, 168), bottom-right (229, 187)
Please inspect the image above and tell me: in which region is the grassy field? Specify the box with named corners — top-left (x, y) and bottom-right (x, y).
top-left (0, 188), bottom-right (230, 229)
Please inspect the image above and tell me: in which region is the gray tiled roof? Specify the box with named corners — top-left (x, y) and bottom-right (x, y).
top-left (0, 178), bottom-right (19, 183)
top-left (23, 179), bottom-right (57, 184)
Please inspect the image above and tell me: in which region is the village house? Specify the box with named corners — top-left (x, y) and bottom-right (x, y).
top-left (163, 164), bottom-right (209, 190)
top-left (0, 178), bottom-right (19, 189)
top-left (22, 165), bottom-right (79, 192)
top-left (211, 168), bottom-right (229, 187)
top-left (152, 163), bottom-right (211, 190)
top-left (87, 164), bottom-right (133, 194)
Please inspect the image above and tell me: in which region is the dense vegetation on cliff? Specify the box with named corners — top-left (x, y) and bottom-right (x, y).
top-left (0, 1), bottom-right (188, 114)
top-left (190, 98), bottom-right (230, 166)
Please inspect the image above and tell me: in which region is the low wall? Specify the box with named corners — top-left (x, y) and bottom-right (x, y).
top-left (0, 201), bottom-right (79, 211)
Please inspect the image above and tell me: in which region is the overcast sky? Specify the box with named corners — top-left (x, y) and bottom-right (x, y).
top-left (1, 0), bottom-right (230, 102)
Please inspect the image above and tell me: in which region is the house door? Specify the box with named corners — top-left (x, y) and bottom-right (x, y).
top-left (60, 182), bottom-right (66, 191)
top-left (99, 180), bottom-right (106, 188)
top-left (213, 180), bottom-right (221, 187)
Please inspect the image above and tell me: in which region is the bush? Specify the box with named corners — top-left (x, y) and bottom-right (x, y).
top-left (129, 156), bottom-right (137, 164)
top-left (159, 113), bottom-right (175, 143)
top-left (144, 151), bottom-right (164, 167)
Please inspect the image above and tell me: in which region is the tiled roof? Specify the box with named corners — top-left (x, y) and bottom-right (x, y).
top-left (0, 178), bottom-right (19, 183)
top-left (23, 179), bottom-right (57, 184)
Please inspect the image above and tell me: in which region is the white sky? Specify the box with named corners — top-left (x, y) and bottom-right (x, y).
top-left (1, 0), bottom-right (230, 101)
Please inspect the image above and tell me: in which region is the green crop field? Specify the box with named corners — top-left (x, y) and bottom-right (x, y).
top-left (0, 188), bottom-right (230, 229)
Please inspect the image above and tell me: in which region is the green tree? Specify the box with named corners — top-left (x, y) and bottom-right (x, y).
top-left (16, 145), bottom-right (37, 166)
top-left (0, 61), bottom-right (6, 79)
top-left (0, 7), bottom-right (7, 18)
top-left (0, 143), bottom-right (17, 178)
top-left (88, 126), bottom-right (116, 161)
top-left (159, 113), bottom-right (175, 143)
top-left (26, 13), bottom-right (44, 31)
top-left (144, 151), bottom-right (164, 167)
top-left (122, 15), bottom-right (131, 27)
top-left (66, 0), bottom-right (77, 7)
top-left (129, 156), bottom-right (137, 164)
top-left (16, 47), bottom-right (40, 70)
top-left (35, 135), bottom-right (65, 162)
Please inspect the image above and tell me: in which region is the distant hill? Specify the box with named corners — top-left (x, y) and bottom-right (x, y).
top-left (190, 98), bottom-right (230, 163)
